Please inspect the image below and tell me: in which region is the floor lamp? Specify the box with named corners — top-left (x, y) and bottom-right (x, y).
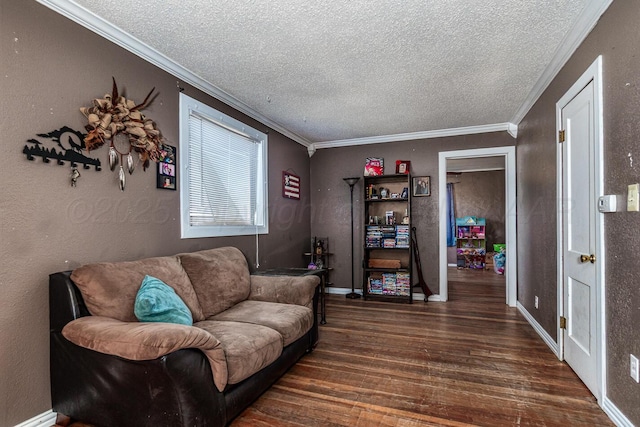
top-left (343, 177), bottom-right (361, 299)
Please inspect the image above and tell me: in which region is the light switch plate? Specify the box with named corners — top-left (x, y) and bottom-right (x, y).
top-left (627, 184), bottom-right (639, 212)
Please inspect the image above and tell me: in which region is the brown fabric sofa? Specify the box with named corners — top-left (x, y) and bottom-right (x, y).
top-left (49, 247), bottom-right (320, 427)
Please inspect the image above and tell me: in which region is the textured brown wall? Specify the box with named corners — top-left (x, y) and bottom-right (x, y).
top-left (310, 134), bottom-right (514, 296)
top-left (518, 1), bottom-right (640, 422)
top-left (0, 1), bottom-right (310, 425)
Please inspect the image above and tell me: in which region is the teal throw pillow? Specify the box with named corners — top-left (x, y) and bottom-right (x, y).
top-left (134, 275), bottom-right (193, 325)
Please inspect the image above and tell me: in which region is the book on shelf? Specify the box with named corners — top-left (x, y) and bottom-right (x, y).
top-left (395, 224), bottom-right (410, 248)
top-left (368, 273), bottom-right (384, 294)
top-left (385, 210), bottom-right (395, 225)
top-left (382, 273), bottom-right (397, 295)
top-left (366, 225), bottom-right (412, 248)
top-left (366, 271), bottom-right (412, 297)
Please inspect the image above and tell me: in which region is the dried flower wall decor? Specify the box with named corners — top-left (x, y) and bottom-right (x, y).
top-left (80, 77), bottom-right (167, 190)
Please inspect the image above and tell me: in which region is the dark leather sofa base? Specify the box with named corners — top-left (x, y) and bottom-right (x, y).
top-left (49, 271), bottom-right (319, 427)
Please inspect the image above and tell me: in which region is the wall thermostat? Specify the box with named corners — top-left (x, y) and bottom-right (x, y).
top-left (598, 195), bottom-right (617, 213)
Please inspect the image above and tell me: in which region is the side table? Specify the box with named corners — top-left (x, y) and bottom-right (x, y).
top-left (253, 268), bottom-right (327, 325)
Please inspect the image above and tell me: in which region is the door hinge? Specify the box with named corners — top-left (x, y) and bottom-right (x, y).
top-left (558, 130), bottom-right (566, 143)
top-left (560, 316), bottom-right (567, 329)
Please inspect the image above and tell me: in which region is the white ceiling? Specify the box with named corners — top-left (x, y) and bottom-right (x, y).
top-left (38, 0), bottom-right (612, 151)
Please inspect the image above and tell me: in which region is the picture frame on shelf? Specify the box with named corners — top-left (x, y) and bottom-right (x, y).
top-left (412, 176), bottom-right (430, 197)
top-left (395, 160), bottom-right (411, 174)
top-left (364, 157), bottom-right (384, 176)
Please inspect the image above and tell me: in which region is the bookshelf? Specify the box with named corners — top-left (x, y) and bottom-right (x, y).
top-left (455, 216), bottom-right (486, 269)
top-left (362, 174), bottom-right (413, 303)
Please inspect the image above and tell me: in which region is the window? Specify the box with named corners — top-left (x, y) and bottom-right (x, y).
top-left (179, 93), bottom-right (268, 238)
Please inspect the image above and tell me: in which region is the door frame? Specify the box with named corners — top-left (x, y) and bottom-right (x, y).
top-left (555, 55), bottom-right (605, 401)
top-left (438, 146), bottom-right (517, 306)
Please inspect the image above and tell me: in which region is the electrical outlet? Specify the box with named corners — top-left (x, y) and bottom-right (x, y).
top-left (631, 354), bottom-right (640, 383)
top-left (534, 296), bottom-right (539, 309)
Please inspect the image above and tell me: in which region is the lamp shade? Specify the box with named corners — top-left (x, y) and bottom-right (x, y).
top-left (343, 177), bottom-right (360, 187)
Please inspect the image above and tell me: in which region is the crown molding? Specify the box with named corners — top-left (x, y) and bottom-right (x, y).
top-left (510, 0), bottom-right (613, 125)
top-left (311, 122), bottom-right (516, 150)
top-left (38, 0), bottom-right (608, 152)
top-left (35, 0), bottom-right (312, 148)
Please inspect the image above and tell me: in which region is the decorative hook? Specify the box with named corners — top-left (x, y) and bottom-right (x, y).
top-left (70, 166), bottom-right (81, 187)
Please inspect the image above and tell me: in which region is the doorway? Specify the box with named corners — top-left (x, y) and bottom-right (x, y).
top-left (438, 147), bottom-right (517, 306)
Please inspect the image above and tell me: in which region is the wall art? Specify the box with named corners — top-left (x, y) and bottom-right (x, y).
top-left (23, 126), bottom-right (102, 187)
top-left (157, 144), bottom-right (176, 190)
top-left (79, 77), bottom-right (168, 190)
top-left (283, 171), bottom-right (300, 200)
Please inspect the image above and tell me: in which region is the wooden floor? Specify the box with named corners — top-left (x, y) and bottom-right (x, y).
top-left (232, 268), bottom-right (613, 426)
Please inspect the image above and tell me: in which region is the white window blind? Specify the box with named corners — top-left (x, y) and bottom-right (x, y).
top-left (180, 93), bottom-right (268, 238)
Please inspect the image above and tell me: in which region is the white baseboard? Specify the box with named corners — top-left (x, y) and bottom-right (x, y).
top-left (602, 397), bottom-right (634, 427)
top-left (15, 410), bottom-right (57, 427)
top-left (414, 293), bottom-right (445, 302)
top-left (516, 301), bottom-right (559, 357)
top-left (517, 303), bottom-right (636, 426)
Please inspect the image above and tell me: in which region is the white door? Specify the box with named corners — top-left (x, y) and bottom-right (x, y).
top-left (561, 80), bottom-right (599, 398)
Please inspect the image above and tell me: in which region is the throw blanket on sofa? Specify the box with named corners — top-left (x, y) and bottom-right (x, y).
top-left (63, 316), bottom-right (228, 391)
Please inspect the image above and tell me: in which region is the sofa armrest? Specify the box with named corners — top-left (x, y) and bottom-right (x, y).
top-left (248, 274), bottom-right (319, 308)
top-left (62, 316), bottom-right (228, 391)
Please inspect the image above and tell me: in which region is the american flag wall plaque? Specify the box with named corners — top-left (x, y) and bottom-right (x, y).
top-left (283, 171), bottom-right (300, 200)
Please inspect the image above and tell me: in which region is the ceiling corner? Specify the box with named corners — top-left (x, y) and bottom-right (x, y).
top-left (510, 0), bottom-right (614, 125)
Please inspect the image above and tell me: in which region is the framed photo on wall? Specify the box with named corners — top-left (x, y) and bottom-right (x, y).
top-left (157, 144), bottom-right (176, 190)
top-left (412, 176), bottom-right (430, 197)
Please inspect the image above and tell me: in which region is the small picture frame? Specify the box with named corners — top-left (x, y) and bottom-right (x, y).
top-left (157, 144), bottom-right (176, 190)
top-left (396, 160), bottom-right (411, 175)
top-left (412, 176), bottom-right (430, 197)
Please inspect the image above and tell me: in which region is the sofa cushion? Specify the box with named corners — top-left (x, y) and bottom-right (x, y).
top-left (134, 275), bottom-right (193, 325)
top-left (249, 275), bottom-right (319, 309)
top-left (179, 247), bottom-right (251, 318)
top-left (210, 300), bottom-right (313, 347)
top-left (71, 256), bottom-right (204, 322)
top-left (195, 320), bottom-right (282, 385)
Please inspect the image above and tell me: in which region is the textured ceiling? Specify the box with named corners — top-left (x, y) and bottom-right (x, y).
top-left (49, 0), bottom-right (599, 145)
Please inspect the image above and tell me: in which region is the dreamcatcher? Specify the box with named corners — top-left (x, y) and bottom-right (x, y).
top-left (109, 133), bottom-right (135, 190)
top-left (80, 77), bottom-right (167, 190)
